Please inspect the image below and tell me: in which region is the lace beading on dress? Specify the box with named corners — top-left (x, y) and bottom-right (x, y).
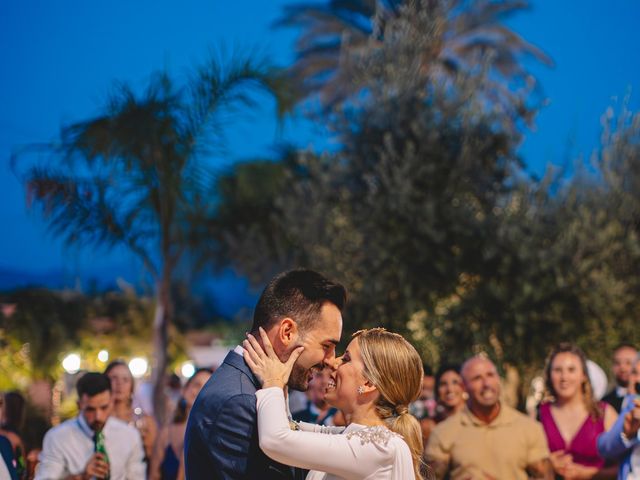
top-left (345, 426), bottom-right (400, 446)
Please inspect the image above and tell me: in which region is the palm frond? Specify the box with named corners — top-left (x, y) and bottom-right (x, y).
top-left (276, 0), bottom-right (551, 114)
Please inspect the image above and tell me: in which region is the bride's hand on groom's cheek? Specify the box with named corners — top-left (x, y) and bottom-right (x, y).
top-left (243, 326), bottom-right (305, 389)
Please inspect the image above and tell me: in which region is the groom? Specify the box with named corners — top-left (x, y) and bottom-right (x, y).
top-left (184, 269), bottom-right (346, 480)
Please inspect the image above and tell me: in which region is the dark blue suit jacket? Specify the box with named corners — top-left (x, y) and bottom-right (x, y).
top-left (184, 350), bottom-right (300, 480)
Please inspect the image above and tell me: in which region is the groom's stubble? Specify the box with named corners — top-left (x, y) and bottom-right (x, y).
top-left (286, 332), bottom-right (317, 392)
top-left (288, 357), bottom-right (315, 392)
top-left (284, 302), bottom-right (343, 392)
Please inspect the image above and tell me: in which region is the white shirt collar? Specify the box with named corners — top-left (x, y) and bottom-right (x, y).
top-left (235, 344), bottom-right (295, 419)
top-left (0, 453), bottom-right (10, 479)
top-left (76, 413), bottom-right (113, 441)
top-left (616, 386), bottom-right (628, 397)
top-left (76, 413), bottom-right (95, 440)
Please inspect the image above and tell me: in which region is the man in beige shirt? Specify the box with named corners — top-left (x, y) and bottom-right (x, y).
top-left (425, 356), bottom-right (552, 480)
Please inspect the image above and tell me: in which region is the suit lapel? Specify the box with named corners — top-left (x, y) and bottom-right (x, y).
top-left (223, 351), bottom-right (299, 480)
top-left (222, 350), bottom-right (262, 389)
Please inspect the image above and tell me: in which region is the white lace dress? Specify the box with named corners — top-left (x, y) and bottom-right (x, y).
top-left (255, 387), bottom-right (415, 480)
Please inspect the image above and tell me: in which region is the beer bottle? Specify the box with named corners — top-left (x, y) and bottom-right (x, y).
top-left (94, 431), bottom-right (110, 480)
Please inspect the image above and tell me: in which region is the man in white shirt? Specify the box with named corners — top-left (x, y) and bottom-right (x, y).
top-left (35, 372), bottom-right (145, 480)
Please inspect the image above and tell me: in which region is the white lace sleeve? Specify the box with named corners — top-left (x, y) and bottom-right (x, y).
top-left (296, 421), bottom-right (345, 435)
top-left (256, 387), bottom-right (414, 479)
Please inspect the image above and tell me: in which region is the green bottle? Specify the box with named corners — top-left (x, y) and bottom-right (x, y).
top-left (15, 446), bottom-right (25, 480)
top-left (94, 431), bottom-right (110, 480)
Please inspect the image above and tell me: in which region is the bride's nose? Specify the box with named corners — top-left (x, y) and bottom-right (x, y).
top-left (329, 356), bottom-right (342, 371)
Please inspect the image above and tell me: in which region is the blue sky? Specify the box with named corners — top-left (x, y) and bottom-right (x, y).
top-left (1, 1), bottom-right (639, 310)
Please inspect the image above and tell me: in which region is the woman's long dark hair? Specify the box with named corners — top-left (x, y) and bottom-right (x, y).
top-left (172, 368), bottom-right (214, 424)
top-left (1, 391), bottom-right (26, 434)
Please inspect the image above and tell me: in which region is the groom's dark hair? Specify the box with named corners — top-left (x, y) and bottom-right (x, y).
top-left (251, 269), bottom-right (346, 334)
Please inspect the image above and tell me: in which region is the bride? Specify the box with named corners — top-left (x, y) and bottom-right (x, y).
top-left (243, 326), bottom-right (427, 480)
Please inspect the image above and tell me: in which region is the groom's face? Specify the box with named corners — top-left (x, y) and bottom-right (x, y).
top-left (287, 302), bottom-right (342, 392)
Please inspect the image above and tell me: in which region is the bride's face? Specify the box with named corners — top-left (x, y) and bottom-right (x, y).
top-left (324, 338), bottom-right (369, 413)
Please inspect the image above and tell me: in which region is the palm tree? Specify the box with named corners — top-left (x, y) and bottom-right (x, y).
top-left (13, 53), bottom-right (287, 422)
top-left (277, 0), bottom-right (552, 116)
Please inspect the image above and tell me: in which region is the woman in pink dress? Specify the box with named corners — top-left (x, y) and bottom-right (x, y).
top-left (539, 343), bottom-right (617, 479)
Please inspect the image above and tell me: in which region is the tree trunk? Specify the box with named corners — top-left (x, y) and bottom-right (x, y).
top-left (151, 272), bottom-right (172, 426)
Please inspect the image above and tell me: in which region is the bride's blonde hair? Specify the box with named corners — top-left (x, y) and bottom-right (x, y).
top-left (353, 328), bottom-right (425, 480)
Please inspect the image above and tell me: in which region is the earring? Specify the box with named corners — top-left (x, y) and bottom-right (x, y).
top-left (357, 386), bottom-right (365, 395)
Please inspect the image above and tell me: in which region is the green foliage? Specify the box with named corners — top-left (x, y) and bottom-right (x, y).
top-left (213, 0), bottom-right (640, 384)
top-left (278, 0), bottom-right (552, 124)
top-left (0, 288), bottom-right (171, 387)
top-left (0, 289), bottom-right (87, 381)
top-left (0, 332), bottom-right (33, 390)
top-left (14, 51), bottom-right (288, 422)
top-left (210, 154), bottom-right (301, 283)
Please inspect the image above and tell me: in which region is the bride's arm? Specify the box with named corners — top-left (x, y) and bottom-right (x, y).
top-left (296, 421), bottom-right (345, 434)
top-left (256, 387), bottom-right (392, 477)
top-left (244, 330), bottom-right (398, 475)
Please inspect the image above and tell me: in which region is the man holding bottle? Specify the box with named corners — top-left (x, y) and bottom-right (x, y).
top-left (35, 372), bottom-right (145, 480)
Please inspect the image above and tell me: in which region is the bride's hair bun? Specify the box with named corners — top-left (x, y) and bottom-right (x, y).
top-left (395, 405), bottom-right (409, 416)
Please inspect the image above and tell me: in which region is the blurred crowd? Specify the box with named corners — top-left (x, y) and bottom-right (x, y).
top-left (0, 363), bottom-right (213, 480)
top-left (414, 343), bottom-right (640, 479)
top-left (1, 342), bottom-right (639, 480)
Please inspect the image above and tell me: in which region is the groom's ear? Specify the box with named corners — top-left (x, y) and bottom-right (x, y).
top-left (277, 317), bottom-right (299, 347)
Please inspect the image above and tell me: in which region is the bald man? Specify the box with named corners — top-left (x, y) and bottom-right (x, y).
top-left (425, 356), bottom-right (552, 480)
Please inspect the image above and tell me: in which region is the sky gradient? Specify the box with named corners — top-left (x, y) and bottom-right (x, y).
top-left (1, 1), bottom-right (639, 312)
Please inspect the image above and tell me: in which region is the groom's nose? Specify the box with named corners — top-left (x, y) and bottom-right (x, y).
top-left (322, 345), bottom-right (337, 366)
top-left (327, 356), bottom-right (341, 371)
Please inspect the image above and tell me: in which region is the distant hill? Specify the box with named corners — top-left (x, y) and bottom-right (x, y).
top-left (0, 265), bottom-right (257, 319)
top-left (0, 266), bottom-right (82, 290)
top-left (0, 266), bottom-right (129, 291)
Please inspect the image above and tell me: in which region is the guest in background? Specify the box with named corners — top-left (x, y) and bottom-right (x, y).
top-left (597, 352), bottom-right (640, 480)
top-left (426, 355), bottom-right (551, 480)
top-left (434, 365), bottom-right (466, 423)
top-left (0, 391), bottom-right (25, 476)
top-left (1, 391), bottom-right (26, 438)
top-left (165, 373), bottom-right (183, 417)
top-left (149, 368), bottom-right (212, 480)
top-left (104, 360), bottom-right (158, 462)
top-left (35, 372), bottom-right (145, 480)
top-left (409, 366), bottom-right (437, 448)
top-left (603, 344), bottom-right (637, 413)
top-left (410, 366), bottom-right (436, 420)
top-left (292, 369), bottom-right (338, 425)
top-left (21, 411), bottom-right (49, 480)
top-left (540, 343), bottom-right (617, 479)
